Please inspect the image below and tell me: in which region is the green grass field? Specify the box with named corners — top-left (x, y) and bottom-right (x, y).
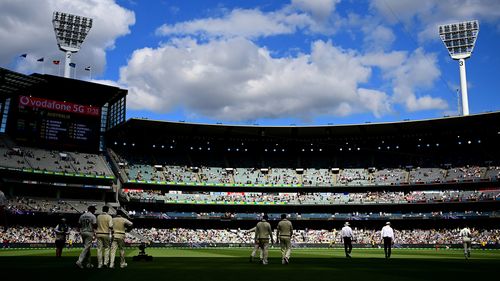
top-left (1, 247), bottom-right (499, 281)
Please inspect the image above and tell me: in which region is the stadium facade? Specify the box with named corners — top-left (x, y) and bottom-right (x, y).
top-left (1, 67), bottom-right (499, 245)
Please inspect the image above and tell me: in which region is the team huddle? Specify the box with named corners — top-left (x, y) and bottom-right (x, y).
top-left (55, 205), bottom-right (133, 269)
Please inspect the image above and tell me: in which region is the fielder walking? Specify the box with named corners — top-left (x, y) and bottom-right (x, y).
top-left (255, 214), bottom-right (273, 265)
top-left (76, 205), bottom-right (97, 269)
top-left (459, 226), bottom-right (472, 259)
top-left (110, 212), bottom-right (133, 268)
top-left (247, 227), bottom-right (262, 262)
top-left (96, 206), bottom-right (113, 268)
top-left (276, 214), bottom-right (293, 264)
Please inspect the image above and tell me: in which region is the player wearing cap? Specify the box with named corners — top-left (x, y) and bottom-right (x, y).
top-left (381, 222), bottom-right (394, 259)
top-left (109, 212), bottom-right (133, 269)
top-left (276, 214), bottom-right (293, 264)
top-left (255, 214), bottom-right (273, 265)
top-left (54, 217), bottom-right (69, 257)
top-left (340, 222), bottom-right (354, 258)
top-left (96, 206), bottom-right (113, 268)
top-left (76, 205), bottom-right (97, 269)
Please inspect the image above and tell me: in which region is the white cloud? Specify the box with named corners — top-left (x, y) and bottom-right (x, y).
top-left (290, 0), bottom-right (340, 22)
top-left (364, 48), bottom-right (447, 111)
top-left (370, 0), bottom-right (500, 42)
top-left (156, 0), bottom-right (344, 39)
top-left (357, 88), bottom-right (392, 118)
top-left (363, 51), bottom-right (407, 70)
top-left (120, 38), bottom-right (394, 122)
top-left (403, 94), bottom-right (448, 112)
top-left (369, 0), bottom-right (434, 25)
top-left (363, 25), bottom-right (396, 51)
top-left (0, 0), bottom-right (135, 77)
top-left (156, 9), bottom-right (310, 39)
top-left (343, 12), bottom-right (397, 52)
top-left (89, 79), bottom-right (121, 88)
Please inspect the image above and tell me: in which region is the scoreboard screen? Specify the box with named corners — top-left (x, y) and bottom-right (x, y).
top-left (9, 96), bottom-right (101, 150)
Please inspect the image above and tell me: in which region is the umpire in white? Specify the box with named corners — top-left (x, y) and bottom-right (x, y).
top-left (381, 222), bottom-right (394, 259)
top-left (341, 222), bottom-right (354, 258)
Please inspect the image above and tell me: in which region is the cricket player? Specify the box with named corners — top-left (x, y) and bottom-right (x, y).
top-left (329, 228), bottom-right (337, 248)
top-left (96, 206), bottom-right (113, 268)
top-left (54, 217), bottom-right (69, 257)
top-left (341, 222), bottom-right (354, 258)
top-left (459, 226), bottom-right (472, 259)
top-left (276, 214), bottom-right (293, 264)
top-left (247, 227), bottom-right (262, 262)
top-left (110, 212), bottom-right (133, 268)
top-left (76, 205), bottom-right (97, 269)
top-left (255, 214), bottom-right (273, 265)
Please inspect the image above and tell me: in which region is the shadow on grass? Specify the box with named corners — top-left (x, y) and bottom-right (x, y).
top-left (2, 256), bottom-right (499, 281)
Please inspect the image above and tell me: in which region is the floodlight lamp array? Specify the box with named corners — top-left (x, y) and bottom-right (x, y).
top-left (52, 11), bottom-right (93, 52)
top-left (439, 20), bottom-right (479, 59)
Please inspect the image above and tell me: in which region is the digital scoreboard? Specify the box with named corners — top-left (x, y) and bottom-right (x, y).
top-left (9, 95), bottom-right (101, 150)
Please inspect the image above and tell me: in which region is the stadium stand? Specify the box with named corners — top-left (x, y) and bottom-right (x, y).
top-left (5, 197), bottom-right (115, 215)
top-left (123, 190), bottom-right (500, 205)
top-left (1, 68), bottom-right (500, 247)
top-left (2, 226), bottom-right (499, 246)
top-left (0, 135), bottom-right (113, 177)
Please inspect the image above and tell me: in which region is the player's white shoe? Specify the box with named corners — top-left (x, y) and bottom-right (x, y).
top-left (75, 261), bottom-right (84, 269)
top-left (120, 263), bottom-right (128, 268)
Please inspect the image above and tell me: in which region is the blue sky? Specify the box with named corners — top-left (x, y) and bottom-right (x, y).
top-left (1, 0), bottom-right (500, 126)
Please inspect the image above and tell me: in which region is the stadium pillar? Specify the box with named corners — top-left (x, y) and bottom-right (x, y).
top-left (458, 58), bottom-right (469, 116)
top-left (64, 51), bottom-right (72, 79)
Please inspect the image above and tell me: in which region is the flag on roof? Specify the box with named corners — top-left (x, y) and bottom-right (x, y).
top-left (20, 53), bottom-right (27, 58)
top-left (84, 66), bottom-right (91, 71)
top-left (37, 57), bottom-right (44, 62)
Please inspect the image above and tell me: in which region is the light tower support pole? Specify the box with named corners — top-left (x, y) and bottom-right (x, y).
top-left (438, 20), bottom-right (479, 116)
top-left (64, 51), bottom-right (72, 78)
top-left (458, 58), bottom-right (469, 116)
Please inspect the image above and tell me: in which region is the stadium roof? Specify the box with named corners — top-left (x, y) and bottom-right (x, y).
top-left (0, 67), bottom-right (46, 97)
top-left (0, 67), bottom-right (126, 107)
top-left (109, 111), bottom-right (500, 140)
top-left (30, 73), bottom-right (127, 106)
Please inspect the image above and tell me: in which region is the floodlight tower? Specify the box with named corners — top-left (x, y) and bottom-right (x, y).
top-left (52, 11), bottom-right (93, 78)
top-left (439, 20), bottom-right (479, 116)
